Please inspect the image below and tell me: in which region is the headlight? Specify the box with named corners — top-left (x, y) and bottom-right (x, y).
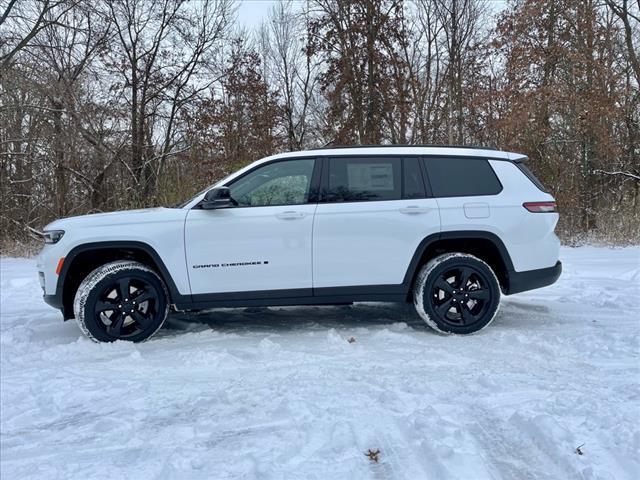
top-left (43, 230), bottom-right (65, 244)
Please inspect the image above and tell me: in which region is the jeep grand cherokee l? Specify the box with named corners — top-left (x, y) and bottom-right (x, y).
top-left (37, 146), bottom-right (562, 342)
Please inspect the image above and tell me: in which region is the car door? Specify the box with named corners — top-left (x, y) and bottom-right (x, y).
top-left (312, 156), bottom-right (440, 289)
top-left (185, 158), bottom-right (319, 296)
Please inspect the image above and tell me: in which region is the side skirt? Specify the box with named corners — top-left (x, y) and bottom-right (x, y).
top-left (175, 286), bottom-right (408, 311)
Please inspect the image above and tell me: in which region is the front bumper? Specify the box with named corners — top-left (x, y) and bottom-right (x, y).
top-left (43, 293), bottom-right (64, 311)
top-left (44, 292), bottom-right (74, 319)
top-left (38, 241), bottom-right (71, 318)
top-left (505, 261), bottom-right (562, 295)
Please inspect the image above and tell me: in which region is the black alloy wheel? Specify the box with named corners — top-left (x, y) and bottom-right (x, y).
top-left (94, 276), bottom-right (161, 340)
top-left (430, 265), bottom-right (493, 328)
top-left (74, 261), bottom-right (169, 343)
top-left (413, 253), bottom-right (501, 334)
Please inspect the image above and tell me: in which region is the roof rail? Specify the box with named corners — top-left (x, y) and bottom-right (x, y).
top-left (310, 143), bottom-right (500, 151)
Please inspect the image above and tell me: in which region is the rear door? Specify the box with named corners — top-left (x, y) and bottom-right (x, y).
top-left (312, 156), bottom-right (440, 289)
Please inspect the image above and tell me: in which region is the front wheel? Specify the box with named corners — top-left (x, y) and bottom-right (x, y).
top-left (73, 261), bottom-right (169, 342)
top-left (413, 253), bottom-right (500, 335)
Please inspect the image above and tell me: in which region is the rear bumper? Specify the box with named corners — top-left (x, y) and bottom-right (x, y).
top-left (505, 261), bottom-right (562, 295)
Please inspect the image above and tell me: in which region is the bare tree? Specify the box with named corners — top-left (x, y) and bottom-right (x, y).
top-left (0, 0), bottom-right (81, 69)
top-left (433, 0), bottom-right (485, 144)
top-left (259, 0), bottom-right (320, 150)
top-left (604, 0), bottom-right (640, 86)
top-left (105, 0), bottom-right (233, 201)
top-left (404, 0), bottom-right (448, 143)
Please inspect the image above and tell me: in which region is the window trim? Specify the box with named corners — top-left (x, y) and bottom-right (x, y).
top-left (202, 157), bottom-right (321, 209)
top-left (319, 155), bottom-right (430, 204)
top-left (194, 153), bottom-right (505, 209)
top-left (421, 156), bottom-right (504, 198)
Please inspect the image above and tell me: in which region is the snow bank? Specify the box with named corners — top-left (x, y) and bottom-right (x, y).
top-left (1, 247), bottom-right (639, 479)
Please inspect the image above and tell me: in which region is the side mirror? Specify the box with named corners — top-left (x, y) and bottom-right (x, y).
top-left (201, 187), bottom-right (233, 210)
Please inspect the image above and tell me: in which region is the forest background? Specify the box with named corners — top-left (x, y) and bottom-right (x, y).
top-left (1, 0), bottom-right (638, 253)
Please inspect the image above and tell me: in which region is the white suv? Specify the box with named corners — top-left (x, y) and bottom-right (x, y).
top-left (37, 146), bottom-right (561, 342)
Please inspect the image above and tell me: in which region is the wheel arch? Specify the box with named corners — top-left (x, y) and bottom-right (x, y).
top-left (403, 231), bottom-right (514, 297)
top-left (57, 241), bottom-right (184, 320)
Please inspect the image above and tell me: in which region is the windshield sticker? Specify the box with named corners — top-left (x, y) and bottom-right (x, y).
top-left (347, 163), bottom-right (394, 191)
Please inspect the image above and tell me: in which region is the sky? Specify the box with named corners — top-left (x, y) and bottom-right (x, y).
top-left (236, 0), bottom-right (280, 29)
top-left (235, 0), bottom-right (509, 30)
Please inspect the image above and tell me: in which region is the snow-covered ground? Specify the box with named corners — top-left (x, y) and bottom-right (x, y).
top-left (1, 247), bottom-right (639, 480)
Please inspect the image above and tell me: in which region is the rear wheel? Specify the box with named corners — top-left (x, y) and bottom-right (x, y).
top-left (73, 261), bottom-right (169, 342)
top-left (413, 253), bottom-right (500, 334)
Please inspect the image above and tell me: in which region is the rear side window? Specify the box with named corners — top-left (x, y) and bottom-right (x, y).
top-left (326, 157), bottom-right (401, 202)
top-left (516, 163), bottom-right (548, 192)
top-left (423, 157), bottom-right (502, 197)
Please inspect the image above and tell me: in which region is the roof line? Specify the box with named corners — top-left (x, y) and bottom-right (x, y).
top-left (307, 144), bottom-right (500, 152)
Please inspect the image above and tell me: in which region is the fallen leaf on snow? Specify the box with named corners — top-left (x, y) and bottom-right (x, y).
top-left (365, 449), bottom-right (380, 463)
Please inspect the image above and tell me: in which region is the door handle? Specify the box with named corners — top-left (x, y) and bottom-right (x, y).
top-left (399, 206), bottom-right (430, 214)
top-left (276, 211), bottom-right (306, 220)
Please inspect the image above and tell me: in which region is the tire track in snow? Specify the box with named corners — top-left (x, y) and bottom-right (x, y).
top-left (467, 405), bottom-right (583, 480)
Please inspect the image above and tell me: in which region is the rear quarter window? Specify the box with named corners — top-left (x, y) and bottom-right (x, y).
top-left (423, 157), bottom-right (502, 197)
top-left (516, 163), bottom-right (548, 192)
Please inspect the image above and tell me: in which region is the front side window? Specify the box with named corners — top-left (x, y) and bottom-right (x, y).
top-left (424, 157), bottom-right (502, 197)
top-left (228, 159), bottom-right (315, 207)
top-left (326, 157), bottom-right (402, 202)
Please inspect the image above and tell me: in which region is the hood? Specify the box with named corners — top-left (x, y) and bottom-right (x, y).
top-left (44, 207), bottom-right (185, 231)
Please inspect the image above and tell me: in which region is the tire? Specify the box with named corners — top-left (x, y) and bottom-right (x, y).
top-left (413, 253), bottom-right (500, 335)
top-left (73, 261), bottom-right (169, 343)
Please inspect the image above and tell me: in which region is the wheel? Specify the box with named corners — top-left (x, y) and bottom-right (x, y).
top-left (73, 261), bottom-right (169, 342)
top-left (413, 253), bottom-right (500, 334)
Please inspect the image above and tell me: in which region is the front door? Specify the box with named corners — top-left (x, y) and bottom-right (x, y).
top-left (185, 158), bottom-right (318, 295)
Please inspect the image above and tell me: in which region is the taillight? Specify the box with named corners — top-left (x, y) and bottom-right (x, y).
top-left (523, 201), bottom-right (557, 213)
